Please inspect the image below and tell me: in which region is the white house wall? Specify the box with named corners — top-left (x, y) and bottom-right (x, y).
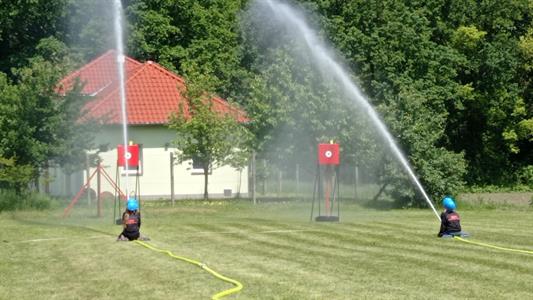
top-left (48, 125), bottom-right (248, 199)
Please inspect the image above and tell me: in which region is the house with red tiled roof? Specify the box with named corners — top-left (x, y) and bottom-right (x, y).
top-left (48, 50), bottom-right (248, 199)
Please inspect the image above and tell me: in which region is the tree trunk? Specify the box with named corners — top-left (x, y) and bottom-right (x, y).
top-left (66, 172), bottom-right (72, 197)
top-left (34, 176), bottom-right (40, 193)
top-left (44, 161), bottom-right (50, 194)
top-left (203, 165), bottom-right (209, 200)
top-left (372, 181), bottom-right (389, 202)
top-left (252, 152), bottom-right (256, 204)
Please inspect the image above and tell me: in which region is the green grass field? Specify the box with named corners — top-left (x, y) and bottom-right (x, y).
top-left (2, 200), bottom-right (533, 299)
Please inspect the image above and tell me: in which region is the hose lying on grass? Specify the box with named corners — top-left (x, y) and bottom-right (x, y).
top-left (454, 236), bottom-right (533, 255)
top-left (134, 240), bottom-right (243, 300)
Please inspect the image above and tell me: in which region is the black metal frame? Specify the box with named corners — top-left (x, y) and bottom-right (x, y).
top-left (310, 163), bottom-right (340, 222)
top-left (114, 163), bottom-right (141, 225)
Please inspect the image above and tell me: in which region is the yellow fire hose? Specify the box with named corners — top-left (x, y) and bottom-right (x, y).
top-left (134, 240), bottom-right (243, 299)
top-left (453, 236), bottom-right (533, 255)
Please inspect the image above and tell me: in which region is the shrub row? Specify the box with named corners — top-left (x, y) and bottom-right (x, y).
top-left (0, 189), bottom-right (57, 212)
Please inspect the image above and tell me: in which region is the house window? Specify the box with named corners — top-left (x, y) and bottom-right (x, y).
top-left (191, 155), bottom-right (210, 175)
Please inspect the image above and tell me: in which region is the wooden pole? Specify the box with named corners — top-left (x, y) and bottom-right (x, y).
top-left (252, 151), bottom-right (256, 205)
top-left (65, 173), bottom-right (71, 197)
top-left (354, 164), bottom-right (359, 200)
top-left (278, 170), bottom-right (282, 198)
top-left (86, 154), bottom-right (91, 205)
top-left (296, 164), bottom-right (300, 197)
top-left (44, 161), bottom-right (50, 195)
top-left (263, 160), bottom-right (267, 195)
top-left (97, 161), bottom-right (102, 217)
top-left (170, 152), bottom-right (175, 206)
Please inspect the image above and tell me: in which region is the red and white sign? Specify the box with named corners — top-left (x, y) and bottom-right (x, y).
top-left (117, 144), bottom-right (139, 167)
top-left (318, 143), bottom-right (340, 165)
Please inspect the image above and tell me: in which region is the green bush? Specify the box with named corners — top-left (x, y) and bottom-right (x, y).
top-left (26, 192), bottom-right (55, 210)
top-left (0, 157), bottom-right (35, 191)
top-left (518, 166), bottom-right (533, 186)
top-left (0, 189), bottom-right (19, 211)
top-left (462, 184), bottom-right (533, 193)
top-left (384, 147), bottom-right (467, 209)
top-left (0, 189), bottom-right (56, 212)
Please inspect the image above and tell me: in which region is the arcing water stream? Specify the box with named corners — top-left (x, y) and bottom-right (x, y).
top-left (259, 0), bottom-right (440, 219)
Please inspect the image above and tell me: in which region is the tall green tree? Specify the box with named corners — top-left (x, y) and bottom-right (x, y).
top-left (0, 37), bottom-right (95, 192)
top-left (0, 58), bottom-right (63, 189)
top-left (126, 0), bottom-right (248, 99)
top-left (0, 73), bottom-right (35, 190)
top-left (53, 79), bottom-right (98, 175)
top-left (515, 26), bottom-right (533, 183)
top-left (169, 72), bottom-right (251, 199)
top-left (62, 0), bottom-right (116, 61)
top-left (441, 0), bottom-right (532, 184)
top-left (0, 0), bottom-right (67, 75)
top-left (126, 0), bottom-right (185, 73)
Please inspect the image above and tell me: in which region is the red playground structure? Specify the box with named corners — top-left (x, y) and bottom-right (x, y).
top-left (63, 143), bottom-right (141, 221)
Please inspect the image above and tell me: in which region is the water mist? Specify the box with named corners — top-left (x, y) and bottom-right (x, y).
top-left (257, 0), bottom-right (440, 219)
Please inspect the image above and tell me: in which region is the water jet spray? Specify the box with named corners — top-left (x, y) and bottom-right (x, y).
top-left (260, 0), bottom-right (440, 220)
top-left (113, 0), bottom-right (130, 196)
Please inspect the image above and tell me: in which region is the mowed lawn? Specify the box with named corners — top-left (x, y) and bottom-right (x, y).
top-left (2, 200), bottom-right (533, 299)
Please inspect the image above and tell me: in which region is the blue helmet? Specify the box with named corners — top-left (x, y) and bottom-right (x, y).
top-left (127, 198), bottom-right (139, 211)
top-left (442, 196), bottom-right (456, 210)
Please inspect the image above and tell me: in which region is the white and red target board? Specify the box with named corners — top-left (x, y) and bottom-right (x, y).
top-left (317, 143), bottom-right (340, 165)
top-left (117, 144), bottom-right (140, 167)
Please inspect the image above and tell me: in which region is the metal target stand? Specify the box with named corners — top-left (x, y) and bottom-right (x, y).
top-left (310, 142), bottom-right (340, 222)
top-left (113, 143), bottom-right (141, 225)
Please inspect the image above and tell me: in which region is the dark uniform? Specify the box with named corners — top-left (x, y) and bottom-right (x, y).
top-left (438, 210), bottom-right (461, 237)
top-left (120, 211), bottom-right (141, 240)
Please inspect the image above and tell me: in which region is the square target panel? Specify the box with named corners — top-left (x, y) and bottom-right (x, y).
top-left (318, 143), bottom-right (340, 165)
top-left (117, 144), bottom-right (140, 167)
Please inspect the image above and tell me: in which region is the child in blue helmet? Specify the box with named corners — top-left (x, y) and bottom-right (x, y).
top-left (438, 196), bottom-right (467, 238)
top-left (117, 198), bottom-right (147, 241)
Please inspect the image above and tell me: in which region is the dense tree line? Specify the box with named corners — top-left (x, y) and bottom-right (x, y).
top-left (0, 0), bottom-right (531, 204)
top-left (316, 0), bottom-right (532, 192)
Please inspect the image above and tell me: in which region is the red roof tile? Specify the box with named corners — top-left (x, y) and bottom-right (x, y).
top-left (58, 50), bottom-right (247, 125)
